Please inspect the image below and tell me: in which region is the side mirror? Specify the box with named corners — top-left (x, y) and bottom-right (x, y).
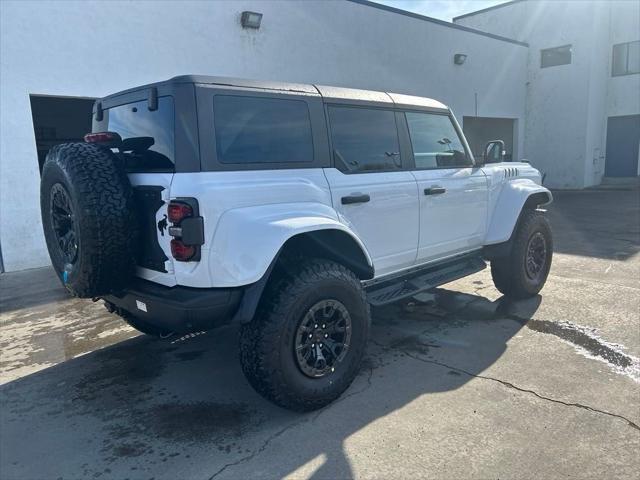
top-left (483, 140), bottom-right (506, 164)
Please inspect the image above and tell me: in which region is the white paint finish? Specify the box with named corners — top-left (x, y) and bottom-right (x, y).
top-left (207, 202), bottom-right (371, 287)
top-left (0, 0), bottom-right (527, 271)
top-left (323, 168), bottom-right (420, 275)
top-left (456, 0), bottom-right (640, 188)
top-left (411, 167), bottom-right (488, 263)
top-left (482, 163), bottom-right (551, 245)
top-left (170, 169), bottom-right (337, 287)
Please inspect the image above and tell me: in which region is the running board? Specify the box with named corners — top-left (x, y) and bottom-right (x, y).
top-left (365, 253), bottom-right (486, 306)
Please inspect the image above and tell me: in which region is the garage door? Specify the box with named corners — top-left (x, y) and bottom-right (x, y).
top-left (463, 117), bottom-right (516, 161)
top-left (605, 115), bottom-right (640, 177)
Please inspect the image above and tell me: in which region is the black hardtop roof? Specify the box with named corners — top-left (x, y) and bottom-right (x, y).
top-left (101, 75), bottom-right (450, 111)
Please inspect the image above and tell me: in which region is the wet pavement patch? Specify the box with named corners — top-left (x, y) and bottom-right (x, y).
top-left (525, 318), bottom-right (639, 379)
top-left (147, 401), bottom-right (254, 442)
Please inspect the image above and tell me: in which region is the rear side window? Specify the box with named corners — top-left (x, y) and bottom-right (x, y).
top-left (405, 112), bottom-right (471, 169)
top-left (106, 97), bottom-right (175, 172)
top-left (328, 106), bottom-right (401, 173)
top-left (213, 95), bottom-right (314, 164)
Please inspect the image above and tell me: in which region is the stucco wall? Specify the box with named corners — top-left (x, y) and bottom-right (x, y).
top-left (0, 0), bottom-right (527, 272)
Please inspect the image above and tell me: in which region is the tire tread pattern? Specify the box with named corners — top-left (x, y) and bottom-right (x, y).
top-left (41, 142), bottom-right (137, 297)
top-left (239, 259), bottom-right (370, 411)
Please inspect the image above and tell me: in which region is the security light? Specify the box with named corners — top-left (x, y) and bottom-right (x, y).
top-left (454, 53), bottom-right (467, 65)
top-left (241, 11), bottom-right (262, 29)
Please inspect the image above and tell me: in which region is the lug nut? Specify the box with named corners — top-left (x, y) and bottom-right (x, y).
top-left (322, 324), bottom-right (326, 329)
top-left (309, 333), bottom-right (312, 338)
top-left (314, 324), bottom-right (318, 329)
top-left (324, 333), bottom-right (328, 338)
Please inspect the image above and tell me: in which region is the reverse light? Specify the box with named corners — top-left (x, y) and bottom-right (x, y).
top-left (167, 202), bottom-right (193, 224)
top-left (170, 239), bottom-right (196, 262)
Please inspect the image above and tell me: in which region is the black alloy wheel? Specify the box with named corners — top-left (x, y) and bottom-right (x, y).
top-left (50, 183), bottom-right (78, 267)
top-left (294, 299), bottom-right (352, 378)
top-left (524, 231), bottom-right (547, 281)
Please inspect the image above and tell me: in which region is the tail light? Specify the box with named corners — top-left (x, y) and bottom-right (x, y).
top-left (167, 202), bottom-right (193, 224)
top-left (170, 239), bottom-right (196, 261)
top-left (167, 198), bottom-right (204, 262)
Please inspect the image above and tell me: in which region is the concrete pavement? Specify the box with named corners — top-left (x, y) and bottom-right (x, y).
top-left (1, 186), bottom-right (639, 479)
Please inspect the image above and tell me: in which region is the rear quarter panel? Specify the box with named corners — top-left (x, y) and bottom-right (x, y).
top-left (169, 169), bottom-right (340, 287)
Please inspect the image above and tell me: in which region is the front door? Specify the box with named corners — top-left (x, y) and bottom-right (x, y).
top-left (324, 105), bottom-right (419, 277)
top-left (605, 115), bottom-right (640, 177)
top-left (403, 111), bottom-right (489, 264)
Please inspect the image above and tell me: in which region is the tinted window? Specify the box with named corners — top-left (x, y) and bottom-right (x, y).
top-left (328, 106), bottom-right (401, 173)
top-left (214, 95), bottom-right (313, 164)
top-left (405, 112), bottom-right (470, 168)
top-left (106, 97), bottom-right (174, 172)
top-left (612, 41), bottom-right (640, 76)
top-left (541, 45), bottom-right (572, 68)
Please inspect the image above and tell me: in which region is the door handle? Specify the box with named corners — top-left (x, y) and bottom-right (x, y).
top-left (341, 194), bottom-right (371, 205)
top-left (424, 187), bottom-right (446, 195)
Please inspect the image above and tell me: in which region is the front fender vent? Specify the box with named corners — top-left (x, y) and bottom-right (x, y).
top-left (504, 167), bottom-right (519, 179)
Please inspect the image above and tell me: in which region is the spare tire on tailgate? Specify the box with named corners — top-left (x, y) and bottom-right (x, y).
top-left (40, 142), bottom-right (137, 298)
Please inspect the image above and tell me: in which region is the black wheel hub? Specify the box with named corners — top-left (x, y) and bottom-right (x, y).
top-left (294, 299), bottom-right (352, 378)
top-left (525, 231), bottom-right (547, 280)
top-left (50, 183), bottom-right (78, 265)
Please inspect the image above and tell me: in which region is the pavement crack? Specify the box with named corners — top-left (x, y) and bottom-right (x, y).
top-left (402, 350), bottom-right (640, 432)
top-left (208, 419), bottom-right (305, 479)
top-left (208, 365), bottom-right (374, 479)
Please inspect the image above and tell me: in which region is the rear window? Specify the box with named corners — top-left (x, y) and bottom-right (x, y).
top-left (213, 95), bottom-right (314, 164)
top-left (105, 96), bottom-right (175, 172)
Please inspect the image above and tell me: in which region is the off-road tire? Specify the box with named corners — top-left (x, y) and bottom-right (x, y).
top-left (491, 209), bottom-right (553, 299)
top-left (239, 259), bottom-right (370, 411)
top-left (40, 142), bottom-right (137, 298)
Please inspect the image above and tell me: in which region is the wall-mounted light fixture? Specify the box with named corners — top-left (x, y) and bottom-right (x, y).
top-left (454, 53), bottom-right (467, 65)
top-left (241, 11), bottom-right (263, 29)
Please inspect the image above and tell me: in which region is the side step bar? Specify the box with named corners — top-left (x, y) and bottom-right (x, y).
top-left (365, 252), bottom-right (486, 306)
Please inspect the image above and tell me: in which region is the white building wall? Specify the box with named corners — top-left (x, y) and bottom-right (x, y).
top-left (607, 0), bottom-right (640, 118)
top-left (0, 0), bottom-right (528, 272)
top-left (456, 0), bottom-right (633, 189)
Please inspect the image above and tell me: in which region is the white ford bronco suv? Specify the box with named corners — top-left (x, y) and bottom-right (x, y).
top-left (40, 75), bottom-right (552, 411)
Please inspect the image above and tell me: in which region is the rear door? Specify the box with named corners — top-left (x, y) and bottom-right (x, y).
top-left (323, 105), bottom-right (419, 276)
top-left (403, 111), bottom-right (489, 264)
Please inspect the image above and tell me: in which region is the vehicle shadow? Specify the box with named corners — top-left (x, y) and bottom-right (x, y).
top-left (0, 287), bottom-right (540, 480)
top-left (547, 188), bottom-right (640, 261)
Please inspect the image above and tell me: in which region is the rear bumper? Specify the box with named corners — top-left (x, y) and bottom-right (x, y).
top-left (103, 278), bottom-right (243, 333)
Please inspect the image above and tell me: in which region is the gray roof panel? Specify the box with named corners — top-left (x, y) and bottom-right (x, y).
top-left (314, 84), bottom-right (393, 106)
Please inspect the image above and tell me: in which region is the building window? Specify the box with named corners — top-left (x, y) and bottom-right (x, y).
top-left (612, 41), bottom-right (640, 76)
top-left (541, 45), bottom-right (572, 68)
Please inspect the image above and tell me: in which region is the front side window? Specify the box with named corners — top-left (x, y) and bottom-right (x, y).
top-left (213, 95), bottom-right (314, 164)
top-left (405, 112), bottom-right (470, 169)
top-left (541, 45), bottom-right (572, 68)
top-left (612, 41), bottom-right (640, 76)
top-left (328, 106), bottom-right (401, 173)
top-left (106, 96), bottom-right (175, 172)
